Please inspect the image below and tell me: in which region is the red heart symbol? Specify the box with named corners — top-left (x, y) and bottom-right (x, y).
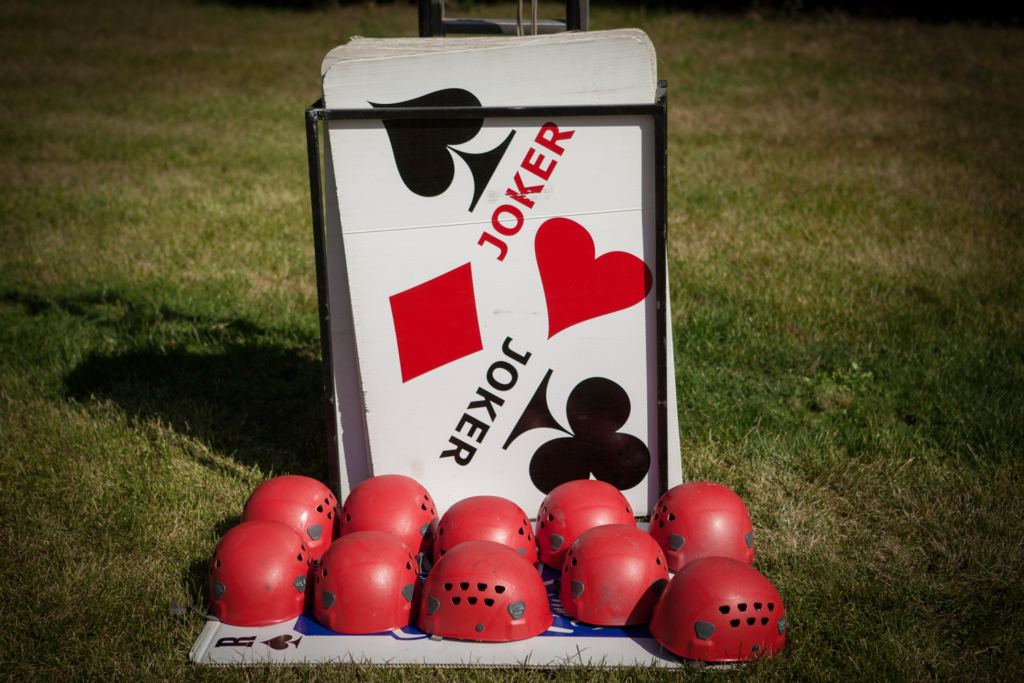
top-left (535, 217), bottom-right (652, 339)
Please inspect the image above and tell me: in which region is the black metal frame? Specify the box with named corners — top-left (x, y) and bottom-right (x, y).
top-left (419, 0), bottom-right (588, 37)
top-left (305, 82), bottom-right (669, 503)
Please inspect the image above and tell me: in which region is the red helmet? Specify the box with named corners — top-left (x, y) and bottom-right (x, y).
top-left (650, 556), bottom-right (786, 662)
top-left (208, 520), bottom-right (311, 626)
top-left (313, 531), bottom-right (421, 634)
top-left (418, 540), bottom-right (553, 642)
top-left (648, 482), bottom-right (754, 571)
top-left (535, 480), bottom-right (636, 569)
top-left (339, 475), bottom-right (438, 557)
top-left (242, 475), bottom-right (340, 560)
top-left (433, 496), bottom-right (537, 564)
top-left (559, 524), bottom-right (669, 626)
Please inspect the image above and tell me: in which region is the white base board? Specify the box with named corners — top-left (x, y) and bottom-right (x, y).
top-left (190, 563), bottom-right (683, 668)
top-left (191, 524), bottom-right (687, 668)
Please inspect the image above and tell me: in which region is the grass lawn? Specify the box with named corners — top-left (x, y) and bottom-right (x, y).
top-left (1, 1), bottom-right (1022, 680)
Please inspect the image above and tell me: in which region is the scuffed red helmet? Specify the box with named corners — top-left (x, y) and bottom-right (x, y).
top-left (648, 482), bottom-right (754, 571)
top-left (313, 531), bottom-right (421, 634)
top-left (242, 475), bottom-right (340, 560)
top-left (208, 520), bottom-right (311, 626)
top-left (418, 540), bottom-right (553, 642)
top-left (339, 475), bottom-right (438, 557)
top-left (433, 496), bottom-right (537, 564)
top-left (650, 556), bottom-right (786, 662)
top-left (535, 480), bottom-right (636, 569)
top-left (559, 524), bottom-right (669, 626)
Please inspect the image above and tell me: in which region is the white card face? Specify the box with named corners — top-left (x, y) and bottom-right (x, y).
top-left (328, 111), bottom-right (660, 515)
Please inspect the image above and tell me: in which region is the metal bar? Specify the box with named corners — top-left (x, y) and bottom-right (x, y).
top-left (305, 100), bottom-right (343, 500)
top-left (307, 103), bottom-right (663, 121)
top-left (420, 0), bottom-right (586, 36)
top-left (566, 0), bottom-right (588, 31)
top-left (429, 0), bottom-right (444, 36)
top-left (653, 82), bottom-right (669, 499)
top-left (441, 18), bottom-right (566, 35)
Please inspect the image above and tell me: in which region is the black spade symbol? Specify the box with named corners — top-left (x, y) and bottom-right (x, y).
top-left (262, 634), bottom-right (302, 650)
top-left (370, 89), bottom-right (514, 212)
top-left (505, 372), bottom-right (651, 493)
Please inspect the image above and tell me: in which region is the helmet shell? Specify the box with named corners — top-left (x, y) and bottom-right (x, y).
top-left (559, 524), bottom-right (669, 626)
top-left (418, 540), bottom-right (553, 642)
top-left (649, 482), bottom-right (754, 571)
top-left (650, 556), bottom-right (786, 662)
top-left (242, 475), bottom-right (340, 560)
top-left (535, 480), bottom-right (636, 569)
top-left (313, 531), bottom-right (421, 634)
top-left (208, 520), bottom-right (311, 626)
top-left (433, 496), bottom-right (537, 565)
top-left (340, 475), bottom-right (438, 556)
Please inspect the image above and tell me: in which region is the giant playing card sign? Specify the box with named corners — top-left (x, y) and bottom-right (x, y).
top-left (315, 31), bottom-right (681, 515)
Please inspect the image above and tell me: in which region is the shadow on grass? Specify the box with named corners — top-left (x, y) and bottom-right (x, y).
top-left (0, 287), bottom-right (328, 480)
top-left (65, 343), bottom-right (328, 479)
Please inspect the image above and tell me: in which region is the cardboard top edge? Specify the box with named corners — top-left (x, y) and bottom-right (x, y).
top-left (320, 29), bottom-right (656, 89)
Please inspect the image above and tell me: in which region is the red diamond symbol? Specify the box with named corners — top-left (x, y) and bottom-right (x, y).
top-left (390, 263), bottom-right (483, 383)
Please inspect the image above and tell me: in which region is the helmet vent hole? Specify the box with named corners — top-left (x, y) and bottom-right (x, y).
top-left (478, 583), bottom-right (487, 591)
top-left (440, 550), bottom-right (446, 556)
top-left (661, 505), bottom-right (667, 512)
top-left (668, 513), bottom-right (675, 521)
top-left (215, 559), bottom-right (220, 568)
top-left (627, 506), bottom-right (631, 513)
top-left (527, 534), bottom-right (532, 541)
top-left (519, 528), bottom-right (524, 535)
top-left (571, 558), bottom-right (577, 566)
top-left (406, 562), bottom-right (412, 570)
top-left (762, 617), bottom-right (769, 625)
top-left (424, 495), bottom-right (429, 500)
top-left (444, 583), bottom-right (453, 591)
top-left (768, 603), bottom-right (775, 611)
top-left (430, 508), bottom-right (434, 514)
top-left (738, 603), bottom-right (747, 612)
top-left (297, 554), bottom-right (303, 561)
top-left (730, 619), bottom-right (740, 628)
top-left (468, 597), bottom-right (478, 605)
top-left (656, 557), bottom-right (661, 565)
top-left (301, 545), bottom-right (305, 551)
top-left (439, 528), bottom-right (444, 535)
top-left (653, 513), bottom-right (658, 520)
top-left (484, 598), bottom-right (494, 607)
top-left (495, 585), bottom-right (506, 594)
top-left (452, 597), bottom-right (461, 605)
top-left (421, 503), bottom-right (427, 511)
top-left (548, 514), bottom-right (553, 522)
top-left (327, 511), bottom-right (332, 519)
top-left (346, 514), bottom-right (351, 522)
top-left (659, 520), bottom-right (664, 528)
top-left (322, 568), bottom-right (327, 577)
top-left (460, 582), bottom-right (469, 590)
top-left (754, 602), bottom-right (762, 611)
top-left (317, 505), bottom-right (323, 513)
top-left (747, 618), bottom-right (756, 626)
top-left (540, 521), bottom-right (545, 529)
top-left (719, 606), bottom-right (730, 614)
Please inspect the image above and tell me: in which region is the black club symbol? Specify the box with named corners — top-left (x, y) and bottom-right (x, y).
top-left (504, 372), bottom-right (651, 493)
